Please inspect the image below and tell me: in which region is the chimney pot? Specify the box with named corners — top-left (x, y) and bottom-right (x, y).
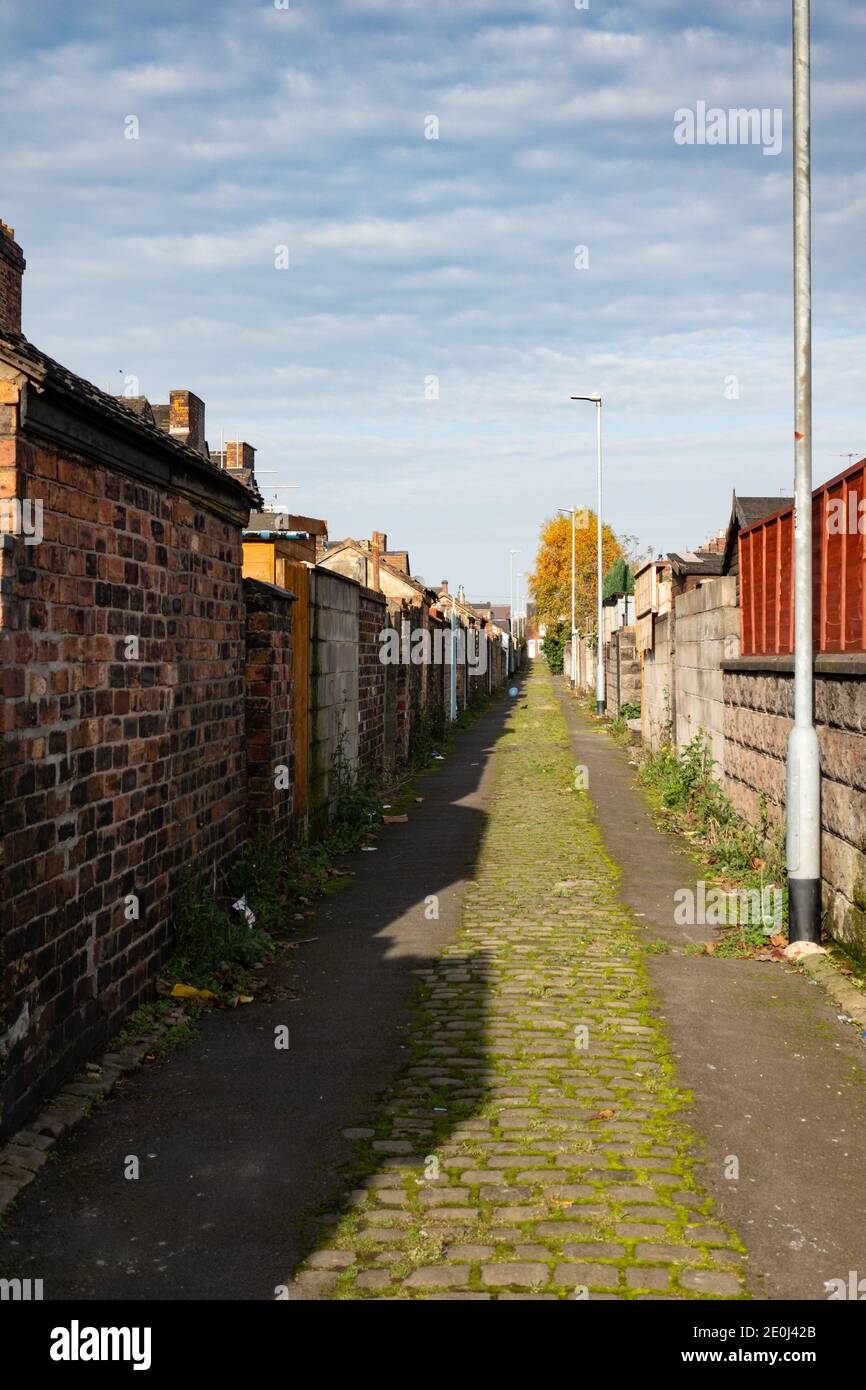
top-left (0, 221), bottom-right (25, 335)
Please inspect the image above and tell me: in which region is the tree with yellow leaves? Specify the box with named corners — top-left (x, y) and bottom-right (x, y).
top-left (529, 510), bottom-right (624, 634)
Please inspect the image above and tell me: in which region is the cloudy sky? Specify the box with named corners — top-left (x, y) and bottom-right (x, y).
top-left (2, 0), bottom-right (864, 599)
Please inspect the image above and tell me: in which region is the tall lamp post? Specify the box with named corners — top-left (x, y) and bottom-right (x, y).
top-left (509, 547), bottom-right (520, 674)
top-left (571, 393), bottom-right (605, 714)
top-left (558, 506), bottom-right (578, 687)
top-left (788, 0), bottom-right (821, 942)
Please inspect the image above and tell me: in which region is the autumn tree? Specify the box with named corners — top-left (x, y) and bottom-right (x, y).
top-left (529, 510), bottom-right (624, 635)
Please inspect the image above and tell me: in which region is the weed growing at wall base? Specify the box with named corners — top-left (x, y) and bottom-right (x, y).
top-left (636, 732), bottom-right (788, 928)
top-left (168, 866), bottom-right (275, 987)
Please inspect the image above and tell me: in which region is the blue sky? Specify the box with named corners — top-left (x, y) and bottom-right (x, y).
top-left (2, 0), bottom-right (864, 599)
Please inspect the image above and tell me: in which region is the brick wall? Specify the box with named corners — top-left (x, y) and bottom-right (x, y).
top-left (0, 362), bottom-right (251, 1136)
top-left (358, 584), bottom-right (385, 781)
top-left (244, 579), bottom-right (295, 837)
top-left (723, 658), bottom-right (866, 958)
top-left (0, 227), bottom-right (24, 334)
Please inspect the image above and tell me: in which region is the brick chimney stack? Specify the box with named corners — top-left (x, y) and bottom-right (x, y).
top-left (0, 221), bottom-right (25, 335)
top-left (169, 390), bottom-right (206, 455)
top-left (370, 531), bottom-right (384, 591)
top-left (226, 440), bottom-right (256, 474)
top-left (440, 580), bottom-right (449, 594)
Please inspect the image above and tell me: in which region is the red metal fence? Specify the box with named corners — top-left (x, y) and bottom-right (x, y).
top-left (739, 457), bottom-right (866, 655)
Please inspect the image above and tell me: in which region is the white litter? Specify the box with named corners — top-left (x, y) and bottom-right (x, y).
top-left (232, 896), bottom-right (256, 928)
top-left (782, 940), bottom-right (827, 961)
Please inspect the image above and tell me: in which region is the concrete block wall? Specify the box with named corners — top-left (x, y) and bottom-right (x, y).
top-left (309, 569), bottom-right (360, 826)
top-left (723, 660), bottom-right (866, 957)
top-left (642, 611), bottom-right (673, 752)
top-left (605, 627), bottom-right (640, 714)
top-left (673, 578), bottom-right (739, 773)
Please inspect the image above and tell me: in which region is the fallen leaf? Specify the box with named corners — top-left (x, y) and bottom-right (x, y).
top-left (170, 983), bottom-right (216, 1001)
top-left (590, 1108), bottom-right (616, 1121)
top-left (704, 940), bottom-right (716, 955)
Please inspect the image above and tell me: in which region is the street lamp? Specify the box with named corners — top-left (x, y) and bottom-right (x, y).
top-left (788, 0), bottom-right (821, 942)
top-left (558, 506), bottom-right (578, 687)
top-left (509, 548), bottom-right (520, 673)
top-left (571, 392), bottom-right (605, 715)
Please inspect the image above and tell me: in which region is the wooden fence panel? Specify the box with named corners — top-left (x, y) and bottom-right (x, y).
top-left (739, 458), bottom-right (866, 655)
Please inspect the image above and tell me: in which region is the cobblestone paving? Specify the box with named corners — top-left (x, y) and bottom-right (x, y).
top-left (288, 669), bottom-right (747, 1300)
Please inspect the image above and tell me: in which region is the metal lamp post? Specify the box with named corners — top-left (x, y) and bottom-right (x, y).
top-left (509, 548), bottom-right (520, 675)
top-left (787, 0), bottom-right (821, 942)
top-left (571, 393), bottom-right (605, 714)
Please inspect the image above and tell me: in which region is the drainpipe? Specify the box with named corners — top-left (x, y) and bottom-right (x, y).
top-left (787, 0), bottom-right (822, 942)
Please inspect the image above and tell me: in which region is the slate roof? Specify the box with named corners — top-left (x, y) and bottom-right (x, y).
top-left (667, 550), bottom-right (726, 576)
top-left (722, 492), bottom-right (793, 573)
top-left (0, 328), bottom-right (258, 507)
top-left (319, 539), bottom-right (435, 600)
top-left (115, 395), bottom-right (155, 423)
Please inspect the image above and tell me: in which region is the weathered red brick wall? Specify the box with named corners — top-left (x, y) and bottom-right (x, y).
top-left (384, 599), bottom-right (411, 768)
top-left (244, 579), bottom-right (294, 837)
top-left (358, 585), bottom-right (385, 781)
top-left (426, 612), bottom-right (447, 734)
top-left (1, 410), bottom-right (249, 1135)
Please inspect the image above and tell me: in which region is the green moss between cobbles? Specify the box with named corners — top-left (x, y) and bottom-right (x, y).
top-left (294, 670), bottom-right (746, 1299)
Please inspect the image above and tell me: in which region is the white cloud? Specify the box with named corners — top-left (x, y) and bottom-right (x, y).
top-left (1, 0), bottom-right (864, 594)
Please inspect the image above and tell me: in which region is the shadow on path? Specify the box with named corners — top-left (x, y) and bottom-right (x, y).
top-left (0, 687), bottom-right (522, 1300)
